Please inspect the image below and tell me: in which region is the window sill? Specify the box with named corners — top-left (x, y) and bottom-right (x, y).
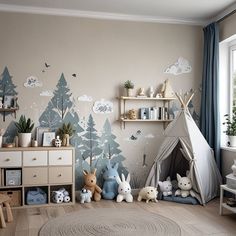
top-left (221, 146), bottom-right (236, 152)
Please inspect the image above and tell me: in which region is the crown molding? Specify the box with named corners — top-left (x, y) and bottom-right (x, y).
top-left (0, 3), bottom-right (204, 26)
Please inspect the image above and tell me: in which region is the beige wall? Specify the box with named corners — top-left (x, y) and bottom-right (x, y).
top-left (0, 12), bottom-right (203, 187)
top-left (219, 12), bottom-right (236, 42)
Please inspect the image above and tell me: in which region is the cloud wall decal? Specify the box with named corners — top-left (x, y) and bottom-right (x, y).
top-left (24, 76), bottom-right (42, 88)
top-left (93, 99), bottom-right (113, 114)
top-left (40, 90), bottom-right (53, 97)
top-left (164, 57), bottom-right (192, 75)
top-left (78, 95), bottom-right (93, 102)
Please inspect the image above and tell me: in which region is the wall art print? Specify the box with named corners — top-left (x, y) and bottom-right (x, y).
top-left (38, 73), bottom-right (127, 189)
top-left (164, 57), bottom-right (192, 75)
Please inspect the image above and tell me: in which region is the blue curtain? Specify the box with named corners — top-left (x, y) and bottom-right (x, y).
top-left (200, 22), bottom-right (220, 169)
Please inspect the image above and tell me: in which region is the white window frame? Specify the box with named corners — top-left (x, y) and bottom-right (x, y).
top-left (229, 43), bottom-right (236, 116)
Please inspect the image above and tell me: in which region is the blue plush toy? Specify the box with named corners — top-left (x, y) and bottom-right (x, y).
top-left (102, 161), bottom-right (119, 200)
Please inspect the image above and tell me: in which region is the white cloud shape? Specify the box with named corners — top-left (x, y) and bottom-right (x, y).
top-left (164, 57), bottom-right (192, 75)
top-left (40, 90), bottom-right (53, 97)
top-left (78, 95), bottom-right (93, 102)
top-left (145, 133), bottom-right (155, 139)
top-left (24, 76), bottom-right (42, 88)
top-left (93, 99), bottom-right (113, 114)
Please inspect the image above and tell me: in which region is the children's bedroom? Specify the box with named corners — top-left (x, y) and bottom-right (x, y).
top-left (0, 0), bottom-right (235, 235)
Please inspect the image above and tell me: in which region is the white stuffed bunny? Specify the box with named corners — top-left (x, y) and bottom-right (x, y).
top-left (116, 173), bottom-right (133, 203)
top-left (158, 176), bottom-right (172, 197)
top-left (175, 171), bottom-right (196, 198)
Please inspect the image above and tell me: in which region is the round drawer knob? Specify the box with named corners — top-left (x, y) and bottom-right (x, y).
top-left (33, 157), bottom-right (37, 161)
top-left (33, 174), bottom-right (37, 178)
top-left (58, 174), bottom-right (62, 177)
top-left (5, 158), bottom-right (10, 162)
top-left (58, 157), bottom-right (62, 160)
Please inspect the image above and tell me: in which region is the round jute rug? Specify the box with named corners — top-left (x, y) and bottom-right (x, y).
top-left (39, 208), bottom-right (181, 236)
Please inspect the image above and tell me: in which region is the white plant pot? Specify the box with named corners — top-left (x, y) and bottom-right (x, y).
top-left (19, 133), bottom-right (32, 147)
top-left (127, 89), bottom-right (134, 97)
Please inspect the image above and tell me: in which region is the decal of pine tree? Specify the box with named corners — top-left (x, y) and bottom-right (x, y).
top-left (51, 73), bottom-right (73, 119)
top-left (82, 114), bottom-right (102, 168)
top-left (39, 102), bottom-right (61, 129)
top-left (0, 66), bottom-right (17, 96)
top-left (38, 73), bottom-right (84, 190)
top-left (100, 118), bottom-right (128, 177)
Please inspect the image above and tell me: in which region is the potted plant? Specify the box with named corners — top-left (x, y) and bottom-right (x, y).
top-left (223, 110), bottom-right (236, 147)
top-left (124, 80), bottom-right (134, 97)
top-left (15, 115), bottom-right (34, 147)
top-left (57, 122), bottom-right (75, 146)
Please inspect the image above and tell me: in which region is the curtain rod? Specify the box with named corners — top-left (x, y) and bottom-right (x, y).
top-left (217, 9), bottom-right (236, 23)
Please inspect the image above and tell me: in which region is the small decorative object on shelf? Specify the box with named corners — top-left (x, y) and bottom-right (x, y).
top-left (57, 122), bottom-right (75, 146)
top-left (128, 109), bottom-right (137, 120)
top-left (0, 97), bottom-right (3, 108)
top-left (31, 139), bottom-right (38, 147)
top-left (161, 79), bottom-right (175, 98)
top-left (124, 80), bottom-right (134, 97)
top-left (137, 88), bottom-right (147, 98)
top-left (54, 136), bottom-right (62, 147)
top-left (0, 129), bottom-right (4, 148)
top-left (231, 160), bottom-right (236, 176)
top-left (149, 86), bottom-right (154, 98)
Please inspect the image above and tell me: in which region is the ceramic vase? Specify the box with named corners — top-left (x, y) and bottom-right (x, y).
top-left (232, 160), bottom-right (236, 176)
top-left (18, 133), bottom-right (32, 147)
top-left (229, 135), bottom-right (236, 147)
top-left (0, 136), bottom-right (2, 148)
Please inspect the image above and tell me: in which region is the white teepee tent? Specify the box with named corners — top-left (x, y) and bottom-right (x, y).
top-left (145, 93), bottom-right (222, 205)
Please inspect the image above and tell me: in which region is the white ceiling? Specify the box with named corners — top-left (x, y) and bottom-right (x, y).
top-left (0, 0), bottom-right (235, 25)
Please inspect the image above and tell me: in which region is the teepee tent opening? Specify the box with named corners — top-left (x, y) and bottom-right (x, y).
top-left (145, 93), bottom-right (222, 205)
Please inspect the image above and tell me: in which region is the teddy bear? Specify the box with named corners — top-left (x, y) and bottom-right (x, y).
top-left (158, 176), bottom-right (173, 197)
top-left (79, 188), bottom-right (92, 204)
top-left (137, 186), bottom-right (158, 203)
top-left (102, 161), bottom-right (119, 200)
top-left (83, 169), bottom-right (102, 201)
top-left (116, 173), bottom-right (133, 203)
top-left (175, 171), bottom-right (196, 198)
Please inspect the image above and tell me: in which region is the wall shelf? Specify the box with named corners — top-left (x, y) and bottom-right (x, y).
top-left (0, 107), bottom-right (19, 122)
top-left (118, 96), bottom-right (175, 129)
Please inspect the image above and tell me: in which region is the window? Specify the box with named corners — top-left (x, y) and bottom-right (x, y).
top-left (230, 45), bottom-right (236, 112)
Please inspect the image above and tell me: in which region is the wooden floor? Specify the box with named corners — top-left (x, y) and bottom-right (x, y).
top-left (0, 198), bottom-right (235, 236)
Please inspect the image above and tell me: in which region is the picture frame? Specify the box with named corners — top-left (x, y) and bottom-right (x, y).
top-left (43, 132), bottom-right (55, 147)
top-left (36, 127), bottom-right (50, 146)
top-left (3, 95), bottom-right (14, 108)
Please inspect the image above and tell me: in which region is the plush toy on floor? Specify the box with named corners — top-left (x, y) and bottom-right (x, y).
top-left (116, 173), bottom-right (133, 203)
top-left (83, 169), bottom-right (102, 201)
top-left (175, 171), bottom-right (196, 198)
top-left (158, 176), bottom-right (173, 196)
top-left (102, 161), bottom-right (119, 200)
top-left (79, 188), bottom-right (92, 203)
top-left (137, 186), bottom-right (158, 203)
top-left (51, 188), bottom-right (71, 203)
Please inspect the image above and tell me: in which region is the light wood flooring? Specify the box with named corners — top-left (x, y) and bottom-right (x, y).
top-left (0, 198), bottom-right (235, 236)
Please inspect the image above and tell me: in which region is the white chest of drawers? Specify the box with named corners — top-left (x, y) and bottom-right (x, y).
top-left (0, 147), bottom-right (75, 208)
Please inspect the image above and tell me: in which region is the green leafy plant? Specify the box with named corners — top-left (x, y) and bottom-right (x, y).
top-left (124, 80), bottom-right (134, 89)
top-left (223, 110), bottom-right (236, 136)
top-left (15, 115), bottom-right (34, 133)
top-left (57, 122), bottom-right (75, 139)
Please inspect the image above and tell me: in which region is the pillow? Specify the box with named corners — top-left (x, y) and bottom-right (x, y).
top-left (162, 195), bottom-right (198, 205)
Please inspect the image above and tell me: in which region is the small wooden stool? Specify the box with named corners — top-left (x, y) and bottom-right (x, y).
top-left (0, 194), bottom-right (13, 228)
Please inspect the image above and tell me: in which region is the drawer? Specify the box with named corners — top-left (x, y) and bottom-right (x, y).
top-left (23, 167), bottom-right (48, 185)
top-left (49, 167), bottom-right (72, 184)
top-left (23, 151), bottom-right (47, 166)
top-left (0, 152), bottom-right (22, 167)
top-left (49, 150), bottom-right (72, 165)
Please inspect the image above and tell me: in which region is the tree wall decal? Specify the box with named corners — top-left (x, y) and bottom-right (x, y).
top-left (0, 67), bottom-right (17, 97)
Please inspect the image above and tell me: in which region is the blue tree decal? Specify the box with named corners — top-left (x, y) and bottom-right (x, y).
top-left (82, 114), bottom-right (102, 168)
top-left (0, 67), bottom-right (17, 96)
